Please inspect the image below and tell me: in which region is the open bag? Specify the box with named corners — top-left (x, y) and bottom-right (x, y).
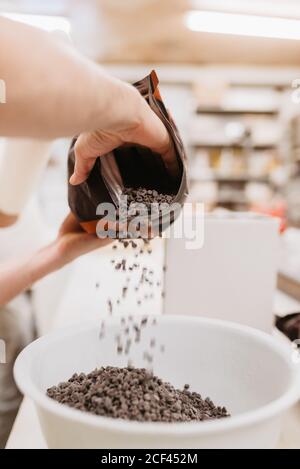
top-left (68, 70), bottom-right (188, 236)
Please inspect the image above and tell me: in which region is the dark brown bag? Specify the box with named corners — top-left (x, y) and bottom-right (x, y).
top-left (68, 70), bottom-right (188, 235)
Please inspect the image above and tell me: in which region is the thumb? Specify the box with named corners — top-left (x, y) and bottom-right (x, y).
top-left (132, 106), bottom-right (179, 179)
top-left (70, 131), bottom-right (122, 185)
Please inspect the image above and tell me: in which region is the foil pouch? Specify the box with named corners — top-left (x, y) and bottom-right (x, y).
top-left (68, 70), bottom-right (188, 236)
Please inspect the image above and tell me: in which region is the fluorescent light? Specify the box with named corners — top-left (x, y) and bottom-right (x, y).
top-left (190, 0), bottom-right (300, 20)
top-left (185, 10), bottom-right (300, 40)
top-left (2, 12), bottom-right (71, 34)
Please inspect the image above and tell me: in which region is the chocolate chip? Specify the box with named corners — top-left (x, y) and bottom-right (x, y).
top-left (47, 367), bottom-right (230, 423)
top-left (107, 300), bottom-right (113, 314)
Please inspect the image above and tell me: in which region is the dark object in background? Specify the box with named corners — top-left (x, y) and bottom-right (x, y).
top-left (276, 313), bottom-right (300, 343)
top-left (68, 70), bottom-right (188, 235)
top-left (47, 366), bottom-right (229, 423)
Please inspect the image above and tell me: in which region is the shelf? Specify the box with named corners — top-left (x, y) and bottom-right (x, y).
top-left (195, 107), bottom-right (278, 116)
top-left (191, 143), bottom-right (277, 151)
top-left (217, 199), bottom-right (248, 207)
top-left (278, 273), bottom-right (300, 303)
top-left (230, 82), bottom-right (288, 91)
top-left (288, 221), bottom-right (300, 229)
top-left (190, 174), bottom-right (269, 183)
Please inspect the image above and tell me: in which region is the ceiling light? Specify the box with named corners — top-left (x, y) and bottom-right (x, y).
top-left (185, 10), bottom-right (300, 40)
top-left (2, 12), bottom-right (71, 34)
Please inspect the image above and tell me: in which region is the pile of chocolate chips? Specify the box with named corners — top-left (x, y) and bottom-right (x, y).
top-left (122, 187), bottom-right (174, 212)
top-left (47, 366), bottom-right (229, 423)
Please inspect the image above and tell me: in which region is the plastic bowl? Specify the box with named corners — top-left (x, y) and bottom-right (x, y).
top-left (14, 315), bottom-right (300, 448)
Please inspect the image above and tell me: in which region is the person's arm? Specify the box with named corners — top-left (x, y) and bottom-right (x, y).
top-left (0, 17), bottom-right (177, 182)
top-left (0, 213), bottom-right (111, 306)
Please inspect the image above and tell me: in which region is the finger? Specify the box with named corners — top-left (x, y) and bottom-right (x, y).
top-left (70, 133), bottom-right (98, 185)
top-left (159, 138), bottom-right (179, 180)
top-left (58, 212), bottom-right (81, 236)
top-left (69, 151), bottom-right (96, 185)
top-left (70, 132), bottom-right (121, 185)
top-left (133, 106), bottom-right (180, 179)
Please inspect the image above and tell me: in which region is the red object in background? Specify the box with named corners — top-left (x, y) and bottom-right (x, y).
top-left (250, 202), bottom-right (287, 233)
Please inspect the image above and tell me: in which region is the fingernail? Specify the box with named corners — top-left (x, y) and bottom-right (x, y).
top-left (69, 174), bottom-right (77, 185)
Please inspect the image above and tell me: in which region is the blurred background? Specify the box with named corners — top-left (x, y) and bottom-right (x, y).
top-left (2, 0), bottom-right (300, 324)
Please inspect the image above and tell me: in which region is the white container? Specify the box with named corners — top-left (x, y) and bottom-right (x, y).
top-left (0, 138), bottom-right (52, 215)
top-left (14, 316), bottom-right (300, 449)
top-left (164, 213), bottom-right (279, 332)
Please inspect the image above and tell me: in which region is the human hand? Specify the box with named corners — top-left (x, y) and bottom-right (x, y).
top-left (0, 213), bottom-right (112, 306)
top-left (69, 81), bottom-right (178, 185)
top-left (52, 212), bottom-right (112, 269)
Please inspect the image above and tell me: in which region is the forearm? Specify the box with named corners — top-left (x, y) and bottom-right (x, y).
top-left (0, 242), bottom-right (59, 305)
top-left (0, 17), bottom-right (137, 138)
top-left (0, 210), bottom-right (112, 306)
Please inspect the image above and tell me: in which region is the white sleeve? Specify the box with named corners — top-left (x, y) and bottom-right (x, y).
top-left (0, 138), bottom-right (52, 215)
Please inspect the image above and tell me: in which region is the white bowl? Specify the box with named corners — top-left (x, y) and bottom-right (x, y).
top-left (14, 315), bottom-right (300, 448)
